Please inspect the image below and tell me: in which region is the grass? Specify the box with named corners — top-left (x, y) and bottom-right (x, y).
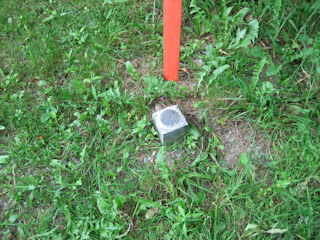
top-left (0, 0), bottom-right (319, 239)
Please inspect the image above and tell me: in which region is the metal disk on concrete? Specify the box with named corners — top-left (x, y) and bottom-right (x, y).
top-left (152, 105), bottom-right (188, 145)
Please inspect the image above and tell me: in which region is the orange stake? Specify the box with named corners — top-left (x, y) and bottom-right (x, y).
top-left (163, 0), bottom-right (182, 81)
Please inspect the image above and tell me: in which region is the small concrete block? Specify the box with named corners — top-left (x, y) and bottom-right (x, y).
top-left (152, 105), bottom-right (188, 144)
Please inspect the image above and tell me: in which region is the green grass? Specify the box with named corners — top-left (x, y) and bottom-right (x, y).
top-left (1, 0), bottom-right (319, 239)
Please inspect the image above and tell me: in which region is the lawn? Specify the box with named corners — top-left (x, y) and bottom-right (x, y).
top-left (0, 0), bottom-right (319, 239)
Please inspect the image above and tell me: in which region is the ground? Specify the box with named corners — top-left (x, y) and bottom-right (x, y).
top-left (0, 0), bottom-right (319, 239)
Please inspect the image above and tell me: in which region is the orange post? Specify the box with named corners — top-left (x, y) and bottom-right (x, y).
top-left (163, 0), bottom-right (183, 81)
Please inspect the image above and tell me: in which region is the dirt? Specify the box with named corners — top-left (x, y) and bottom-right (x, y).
top-left (0, 189), bottom-right (10, 238)
top-left (141, 98), bottom-right (272, 174)
top-left (119, 49), bottom-right (273, 174)
top-left (0, 191), bottom-right (9, 220)
top-left (139, 147), bottom-right (190, 168)
top-left (213, 120), bottom-right (271, 169)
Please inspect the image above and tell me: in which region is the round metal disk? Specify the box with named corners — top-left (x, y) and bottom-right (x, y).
top-left (160, 109), bottom-right (180, 126)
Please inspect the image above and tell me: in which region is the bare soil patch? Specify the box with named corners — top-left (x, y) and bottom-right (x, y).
top-left (213, 120), bottom-right (271, 169)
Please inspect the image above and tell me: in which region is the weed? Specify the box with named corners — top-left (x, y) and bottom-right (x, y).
top-left (0, 0), bottom-right (319, 239)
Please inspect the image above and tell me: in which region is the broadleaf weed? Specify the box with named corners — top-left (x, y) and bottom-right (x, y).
top-left (0, 0), bottom-right (319, 239)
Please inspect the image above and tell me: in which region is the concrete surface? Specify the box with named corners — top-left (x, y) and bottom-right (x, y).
top-left (152, 105), bottom-right (188, 144)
